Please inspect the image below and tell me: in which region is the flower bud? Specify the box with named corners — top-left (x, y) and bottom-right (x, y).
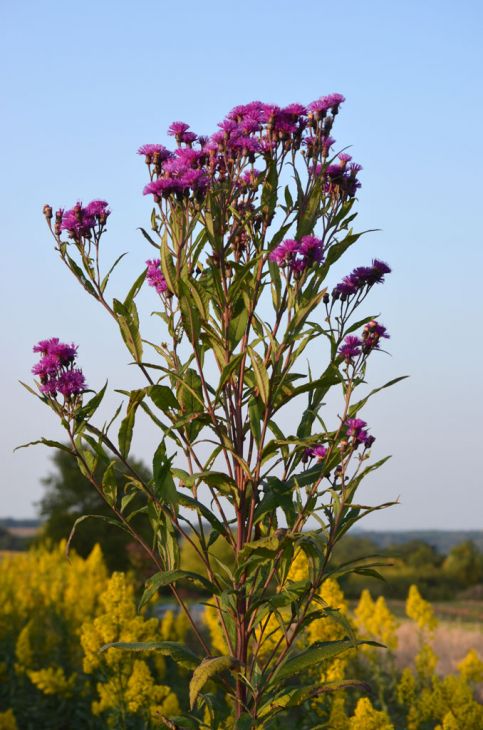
top-left (43, 204), bottom-right (53, 220)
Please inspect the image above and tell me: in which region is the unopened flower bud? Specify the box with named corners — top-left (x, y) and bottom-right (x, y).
top-left (43, 204), bottom-right (53, 220)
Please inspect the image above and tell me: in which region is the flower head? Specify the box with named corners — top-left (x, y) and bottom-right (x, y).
top-left (344, 418), bottom-right (373, 447)
top-left (32, 338), bottom-right (85, 399)
top-left (269, 236), bottom-right (323, 272)
top-left (137, 144), bottom-right (172, 162)
top-left (362, 320), bottom-right (389, 352)
top-left (339, 336), bottom-right (362, 361)
top-left (146, 259), bottom-right (168, 294)
top-left (60, 200), bottom-right (109, 238)
top-left (333, 259), bottom-right (391, 299)
top-left (305, 444), bottom-right (328, 460)
top-left (167, 121), bottom-right (190, 137)
top-left (308, 93), bottom-right (345, 116)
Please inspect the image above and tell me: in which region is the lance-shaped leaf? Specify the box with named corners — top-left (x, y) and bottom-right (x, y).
top-left (160, 238), bottom-right (178, 295)
top-left (149, 384), bottom-right (180, 412)
top-left (152, 440), bottom-right (177, 504)
top-left (75, 381), bottom-right (108, 425)
top-left (247, 346), bottom-right (270, 404)
top-left (100, 641), bottom-right (199, 670)
top-left (139, 569), bottom-right (219, 609)
top-left (271, 638), bottom-right (383, 684)
top-left (261, 156), bottom-right (279, 223)
top-left (118, 389), bottom-right (145, 458)
top-left (113, 298), bottom-right (143, 361)
top-left (190, 470), bottom-right (238, 496)
top-left (66, 514), bottom-right (132, 558)
top-left (189, 655), bottom-right (240, 709)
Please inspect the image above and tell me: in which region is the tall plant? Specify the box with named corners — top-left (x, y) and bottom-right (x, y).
top-left (23, 93), bottom-right (402, 728)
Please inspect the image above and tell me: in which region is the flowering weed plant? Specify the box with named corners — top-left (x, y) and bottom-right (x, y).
top-left (22, 92), bottom-right (403, 727)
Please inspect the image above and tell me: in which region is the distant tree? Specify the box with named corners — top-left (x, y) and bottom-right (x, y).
top-left (387, 540), bottom-right (443, 569)
top-left (443, 540), bottom-right (483, 586)
top-left (38, 448), bottom-right (150, 571)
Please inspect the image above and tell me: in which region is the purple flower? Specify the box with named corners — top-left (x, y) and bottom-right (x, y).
top-left (344, 418), bottom-right (368, 444)
top-left (333, 260), bottom-right (391, 299)
top-left (270, 236), bottom-right (324, 273)
top-left (298, 235), bottom-right (324, 264)
top-left (240, 168), bottom-right (262, 187)
top-left (146, 259), bottom-right (168, 294)
top-left (168, 121), bottom-right (190, 137)
top-left (269, 238), bottom-right (299, 267)
top-left (361, 320), bottom-right (389, 352)
top-left (137, 144), bottom-right (172, 162)
top-left (60, 200), bottom-right (110, 238)
top-left (85, 200), bottom-right (110, 220)
top-left (33, 338), bottom-right (77, 364)
top-left (180, 131), bottom-right (198, 145)
top-left (339, 336), bottom-right (362, 361)
top-left (308, 93), bottom-right (345, 116)
top-left (32, 353), bottom-right (62, 378)
top-left (326, 163), bottom-right (344, 178)
top-left (282, 103), bottom-right (307, 117)
top-left (56, 369), bottom-right (86, 397)
top-left (305, 444), bottom-right (328, 460)
top-left (33, 338), bottom-right (85, 400)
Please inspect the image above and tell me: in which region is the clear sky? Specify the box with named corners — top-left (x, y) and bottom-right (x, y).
top-left (1, 0), bottom-right (482, 529)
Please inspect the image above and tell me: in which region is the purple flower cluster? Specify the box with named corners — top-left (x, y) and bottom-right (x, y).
top-left (305, 444), bottom-right (328, 461)
top-left (333, 259), bottom-right (391, 299)
top-left (139, 94), bottom-right (361, 203)
top-left (339, 321), bottom-right (389, 362)
top-left (146, 259), bottom-right (168, 294)
top-left (32, 338), bottom-right (86, 398)
top-left (269, 235), bottom-right (324, 273)
top-left (344, 418), bottom-right (375, 449)
top-left (339, 335), bottom-right (362, 361)
top-left (362, 320), bottom-right (389, 353)
top-left (58, 200), bottom-right (110, 239)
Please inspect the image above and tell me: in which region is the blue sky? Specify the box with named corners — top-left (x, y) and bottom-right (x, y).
top-left (1, 0), bottom-right (482, 528)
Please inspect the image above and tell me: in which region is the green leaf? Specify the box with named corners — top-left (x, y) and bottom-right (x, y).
top-left (248, 396), bottom-right (263, 446)
top-left (179, 281), bottom-right (202, 343)
top-left (138, 227), bottom-right (159, 248)
top-left (118, 389), bottom-right (145, 458)
top-left (75, 381), bottom-right (108, 423)
top-left (217, 353), bottom-right (244, 394)
top-left (152, 441), bottom-right (177, 505)
top-left (125, 269), bottom-right (147, 307)
top-left (101, 641), bottom-right (199, 669)
top-left (64, 252), bottom-right (97, 296)
top-left (189, 656), bottom-right (239, 709)
top-left (100, 253), bottom-right (128, 293)
top-left (261, 157), bottom-right (279, 222)
top-left (102, 460), bottom-right (118, 507)
top-left (140, 570), bottom-right (218, 609)
top-left (348, 376), bottom-right (409, 417)
top-left (14, 438), bottom-right (73, 454)
top-left (228, 296), bottom-right (249, 347)
top-left (160, 238), bottom-right (178, 295)
top-left (247, 346), bottom-right (269, 405)
top-left (66, 514), bottom-right (131, 558)
top-left (149, 384), bottom-right (180, 412)
top-left (191, 471), bottom-right (237, 496)
top-left (296, 181), bottom-right (322, 238)
top-left (113, 298), bottom-right (143, 361)
top-left (177, 368), bottom-right (204, 415)
top-left (272, 639), bottom-right (382, 683)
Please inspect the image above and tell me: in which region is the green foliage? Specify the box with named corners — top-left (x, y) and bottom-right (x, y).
top-left (37, 449), bottom-right (150, 571)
